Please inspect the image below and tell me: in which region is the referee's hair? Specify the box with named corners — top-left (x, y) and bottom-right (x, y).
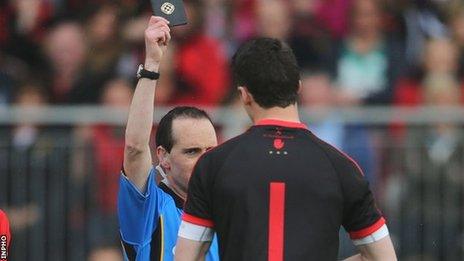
top-left (156, 106), bottom-right (213, 152)
top-left (232, 38), bottom-right (300, 109)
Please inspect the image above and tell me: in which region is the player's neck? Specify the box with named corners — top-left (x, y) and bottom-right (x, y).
top-left (251, 103), bottom-right (301, 124)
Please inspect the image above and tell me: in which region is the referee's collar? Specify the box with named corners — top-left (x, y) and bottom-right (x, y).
top-left (159, 182), bottom-right (185, 210)
top-left (255, 119), bottom-right (308, 130)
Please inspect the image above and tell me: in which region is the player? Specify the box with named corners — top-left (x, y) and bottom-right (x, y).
top-left (175, 38), bottom-right (397, 260)
top-left (0, 209), bottom-right (11, 261)
top-left (118, 16), bottom-right (219, 260)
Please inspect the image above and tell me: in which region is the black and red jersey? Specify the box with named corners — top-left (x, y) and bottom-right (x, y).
top-left (183, 119), bottom-right (385, 261)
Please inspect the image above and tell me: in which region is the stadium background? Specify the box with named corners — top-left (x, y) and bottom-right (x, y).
top-left (1, 0), bottom-right (464, 260)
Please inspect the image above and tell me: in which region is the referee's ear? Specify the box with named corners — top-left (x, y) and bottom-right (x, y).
top-left (156, 145), bottom-right (171, 171)
top-left (298, 81), bottom-right (302, 94)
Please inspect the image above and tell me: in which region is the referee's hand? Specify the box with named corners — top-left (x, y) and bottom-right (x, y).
top-left (144, 16), bottom-right (171, 71)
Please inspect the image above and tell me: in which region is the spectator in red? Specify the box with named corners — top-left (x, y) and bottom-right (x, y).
top-left (231, 0), bottom-right (258, 43)
top-left (394, 38), bottom-right (462, 107)
top-left (84, 78), bottom-right (134, 248)
top-left (315, 0), bottom-right (352, 39)
top-left (0, 209), bottom-right (11, 261)
top-left (92, 78), bottom-right (133, 216)
top-left (169, 0), bottom-right (230, 106)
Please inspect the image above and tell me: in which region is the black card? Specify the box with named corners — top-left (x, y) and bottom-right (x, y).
top-left (151, 0), bottom-right (188, 27)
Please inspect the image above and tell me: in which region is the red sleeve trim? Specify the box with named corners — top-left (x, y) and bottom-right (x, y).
top-left (349, 217), bottom-right (386, 239)
top-left (182, 213), bottom-right (214, 228)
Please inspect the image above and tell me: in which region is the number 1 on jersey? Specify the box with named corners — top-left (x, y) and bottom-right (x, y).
top-left (268, 182), bottom-right (285, 261)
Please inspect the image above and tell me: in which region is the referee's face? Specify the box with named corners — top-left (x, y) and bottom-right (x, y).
top-left (166, 117), bottom-right (217, 193)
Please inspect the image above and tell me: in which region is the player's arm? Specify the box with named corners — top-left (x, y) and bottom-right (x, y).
top-left (175, 236), bottom-right (211, 261)
top-left (175, 221), bottom-right (214, 261)
top-left (123, 16), bottom-right (171, 191)
top-left (344, 236), bottom-right (396, 261)
top-left (331, 151), bottom-right (397, 260)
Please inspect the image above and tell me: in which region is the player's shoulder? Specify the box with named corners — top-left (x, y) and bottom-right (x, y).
top-left (206, 129), bottom-right (252, 157)
top-left (310, 133), bottom-right (364, 177)
top-left (195, 129), bottom-right (253, 172)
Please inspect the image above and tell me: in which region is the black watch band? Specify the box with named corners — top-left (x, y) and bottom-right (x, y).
top-left (137, 64), bottom-right (160, 80)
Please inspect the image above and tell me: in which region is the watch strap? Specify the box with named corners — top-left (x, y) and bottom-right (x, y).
top-left (137, 64), bottom-right (160, 80)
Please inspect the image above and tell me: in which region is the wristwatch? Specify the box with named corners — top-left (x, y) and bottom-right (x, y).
top-left (136, 64), bottom-right (160, 80)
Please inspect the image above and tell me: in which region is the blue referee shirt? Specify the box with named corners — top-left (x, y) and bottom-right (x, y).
top-left (118, 167), bottom-right (219, 261)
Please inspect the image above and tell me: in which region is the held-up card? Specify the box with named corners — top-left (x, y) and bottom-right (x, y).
top-left (151, 0), bottom-right (188, 26)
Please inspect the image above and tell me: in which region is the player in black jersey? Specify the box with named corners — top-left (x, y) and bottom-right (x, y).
top-left (175, 38), bottom-right (396, 261)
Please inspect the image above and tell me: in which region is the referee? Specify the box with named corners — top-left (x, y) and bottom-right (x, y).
top-left (175, 38), bottom-right (396, 260)
top-left (118, 16), bottom-right (219, 260)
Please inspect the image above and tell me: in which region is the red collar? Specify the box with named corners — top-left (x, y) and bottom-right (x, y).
top-left (255, 119), bottom-right (308, 129)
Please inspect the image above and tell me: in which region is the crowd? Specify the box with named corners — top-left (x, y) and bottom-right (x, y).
top-left (1, 0), bottom-right (464, 108)
top-left (1, 1), bottom-right (462, 126)
top-left (1, 0), bottom-right (464, 260)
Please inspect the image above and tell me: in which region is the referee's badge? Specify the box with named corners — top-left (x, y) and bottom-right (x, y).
top-left (161, 2), bottom-right (175, 15)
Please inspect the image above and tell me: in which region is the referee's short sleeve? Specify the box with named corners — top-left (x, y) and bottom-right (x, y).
top-left (183, 154), bottom-right (214, 228)
top-left (118, 167), bottom-right (165, 244)
top-left (339, 157), bottom-right (385, 240)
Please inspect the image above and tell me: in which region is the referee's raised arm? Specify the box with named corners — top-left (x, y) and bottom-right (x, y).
top-left (123, 16), bottom-right (171, 191)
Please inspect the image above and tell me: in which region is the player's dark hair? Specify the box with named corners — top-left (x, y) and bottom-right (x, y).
top-left (156, 106), bottom-right (213, 152)
top-left (231, 38), bottom-right (300, 108)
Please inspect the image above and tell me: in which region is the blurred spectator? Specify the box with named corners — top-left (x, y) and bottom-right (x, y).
top-left (1, 0), bottom-right (53, 69)
top-left (0, 71), bottom-right (13, 105)
top-left (169, 0), bottom-right (230, 105)
top-left (299, 70), bottom-right (377, 183)
top-left (255, 0), bottom-right (291, 41)
top-left (254, 0), bottom-right (331, 70)
top-left (0, 82), bottom-right (76, 260)
top-left (299, 70), bottom-right (377, 258)
top-left (288, 0), bottom-right (332, 70)
top-left (315, 0), bottom-right (352, 39)
top-left (403, 0), bottom-right (449, 69)
top-left (203, 0), bottom-right (229, 40)
top-left (42, 20), bottom-right (87, 103)
top-left (329, 0), bottom-right (404, 105)
top-left (75, 78), bottom-right (134, 249)
top-left (449, 3), bottom-right (464, 79)
top-left (0, 51), bottom-right (30, 106)
top-left (231, 0), bottom-right (258, 43)
top-left (396, 73), bottom-right (464, 260)
top-left (299, 71), bottom-right (345, 149)
top-left (394, 38), bottom-right (462, 107)
top-left (67, 3), bottom-right (125, 104)
top-left (92, 78), bottom-right (132, 217)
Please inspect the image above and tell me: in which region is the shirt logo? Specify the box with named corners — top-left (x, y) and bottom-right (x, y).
top-left (273, 139), bottom-right (285, 150)
top-left (161, 2), bottom-right (175, 15)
